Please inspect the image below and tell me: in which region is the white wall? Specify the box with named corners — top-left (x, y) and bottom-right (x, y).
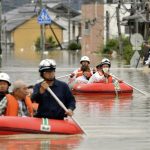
top-left (104, 4), bottom-right (131, 43)
top-left (48, 10), bottom-right (79, 43)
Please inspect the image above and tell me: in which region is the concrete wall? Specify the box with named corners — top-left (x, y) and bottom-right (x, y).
top-left (81, 4), bottom-right (104, 55)
top-left (104, 4), bottom-right (130, 43)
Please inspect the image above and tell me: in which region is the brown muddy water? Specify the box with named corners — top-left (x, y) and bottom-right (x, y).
top-left (0, 50), bottom-right (150, 150)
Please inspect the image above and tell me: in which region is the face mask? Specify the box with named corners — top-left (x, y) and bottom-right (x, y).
top-left (102, 68), bottom-right (109, 74)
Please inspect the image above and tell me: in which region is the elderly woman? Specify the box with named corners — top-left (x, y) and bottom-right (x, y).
top-left (0, 80), bottom-right (33, 117)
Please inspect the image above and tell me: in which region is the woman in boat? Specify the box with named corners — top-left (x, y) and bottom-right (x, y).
top-left (0, 80), bottom-right (33, 116)
top-left (31, 59), bottom-right (76, 120)
top-left (75, 66), bottom-right (92, 84)
top-left (88, 58), bottom-right (113, 83)
top-left (0, 73), bottom-right (11, 101)
top-left (70, 56), bottom-right (93, 78)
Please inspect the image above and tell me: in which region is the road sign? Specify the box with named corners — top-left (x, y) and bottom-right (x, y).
top-left (130, 50), bottom-right (140, 68)
top-left (132, 46), bottom-right (141, 51)
top-left (130, 33), bottom-right (143, 47)
top-left (38, 8), bottom-right (51, 24)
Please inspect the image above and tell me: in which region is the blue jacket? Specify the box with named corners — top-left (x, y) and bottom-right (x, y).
top-left (31, 79), bottom-right (76, 119)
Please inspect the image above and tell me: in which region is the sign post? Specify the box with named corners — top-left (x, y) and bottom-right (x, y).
top-left (37, 8), bottom-right (51, 54)
top-left (130, 33), bottom-right (143, 68)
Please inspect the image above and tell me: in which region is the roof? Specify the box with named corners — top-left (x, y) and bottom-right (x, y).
top-left (47, 2), bottom-right (80, 18)
top-left (2, 4), bottom-right (38, 31)
top-left (71, 15), bottom-right (81, 22)
top-left (2, 3), bottom-right (66, 32)
top-left (122, 13), bottom-right (148, 23)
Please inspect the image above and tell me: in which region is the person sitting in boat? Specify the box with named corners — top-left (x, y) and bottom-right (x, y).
top-left (0, 73), bottom-right (11, 101)
top-left (88, 58), bottom-right (113, 83)
top-left (70, 56), bottom-right (93, 78)
top-left (31, 59), bottom-right (76, 120)
top-left (75, 66), bottom-right (92, 84)
top-left (0, 80), bottom-right (33, 117)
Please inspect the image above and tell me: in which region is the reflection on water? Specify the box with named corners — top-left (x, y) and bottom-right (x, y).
top-left (0, 135), bottom-right (83, 150)
top-left (75, 93), bottom-right (133, 113)
top-left (0, 50), bottom-right (150, 149)
top-left (1, 49), bottom-right (82, 69)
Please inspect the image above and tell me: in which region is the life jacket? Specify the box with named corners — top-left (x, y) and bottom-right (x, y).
top-left (98, 71), bottom-right (113, 83)
top-left (76, 69), bottom-right (83, 78)
top-left (5, 94), bottom-right (33, 116)
top-left (76, 68), bottom-right (93, 78)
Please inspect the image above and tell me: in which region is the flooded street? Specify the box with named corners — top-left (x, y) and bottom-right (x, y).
top-left (0, 50), bottom-right (150, 150)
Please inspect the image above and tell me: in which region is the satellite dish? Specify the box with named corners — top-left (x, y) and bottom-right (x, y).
top-left (130, 33), bottom-right (143, 47)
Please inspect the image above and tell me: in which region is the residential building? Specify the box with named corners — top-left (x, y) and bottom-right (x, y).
top-left (1, 2), bottom-right (81, 59)
top-left (81, 2), bottom-right (130, 55)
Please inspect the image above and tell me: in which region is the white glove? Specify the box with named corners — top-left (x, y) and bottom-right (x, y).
top-left (145, 58), bottom-right (150, 65)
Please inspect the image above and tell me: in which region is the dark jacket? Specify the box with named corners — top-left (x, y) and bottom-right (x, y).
top-left (31, 79), bottom-right (76, 120)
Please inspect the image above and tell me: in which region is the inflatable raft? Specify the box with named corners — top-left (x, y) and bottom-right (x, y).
top-left (0, 116), bottom-right (83, 135)
top-left (71, 82), bottom-right (133, 94)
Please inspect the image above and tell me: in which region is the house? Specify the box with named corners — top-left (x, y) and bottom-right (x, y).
top-left (1, 2), bottom-right (81, 57)
top-left (46, 2), bottom-right (81, 44)
top-left (81, 2), bottom-right (130, 55)
top-left (2, 3), bottom-right (65, 57)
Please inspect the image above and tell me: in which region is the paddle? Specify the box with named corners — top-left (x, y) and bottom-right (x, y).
top-left (46, 87), bottom-right (86, 135)
top-left (113, 79), bottom-right (120, 97)
top-left (110, 74), bottom-right (149, 96)
top-left (56, 74), bottom-right (71, 79)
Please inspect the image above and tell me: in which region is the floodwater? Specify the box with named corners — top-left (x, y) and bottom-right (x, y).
top-left (0, 49), bottom-right (150, 150)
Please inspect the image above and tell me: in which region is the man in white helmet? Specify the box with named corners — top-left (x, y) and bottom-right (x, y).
top-left (88, 58), bottom-right (113, 83)
top-left (0, 73), bottom-right (11, 101)
top-left (31, 59), bottom-right (76, 120)
top-left (70, 56), bottom-right (93, 79)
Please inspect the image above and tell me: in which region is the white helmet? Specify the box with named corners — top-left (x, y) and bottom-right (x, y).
top-left (80, 56), bottom-right (90, 64)
top-left (100, 58), bottom-right (111, 67)
top-left (39, 59), bottom-right (56, 72)
top-left (0, 73), bottom-right (11, 86)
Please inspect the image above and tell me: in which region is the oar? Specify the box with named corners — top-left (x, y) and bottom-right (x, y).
top-left (56, 74), bottom-right (71, 79)
top-left (110, 74), bottom-right (149, 96)
top-left (113, 80), bottom-right (120, 98)
top-left (47, 87), bottom-right (86, 135)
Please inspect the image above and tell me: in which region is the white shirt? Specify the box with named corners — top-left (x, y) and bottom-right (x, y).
top-left (75, 75), bottom-right (89, 84)
top-left (88, 72), bottom-right (105, 83)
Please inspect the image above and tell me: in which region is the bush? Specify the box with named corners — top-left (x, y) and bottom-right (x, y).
top-left (102, 36), bottom-right (134, 64)
top-left (123, 44), bottom-right (133, 64)
top-left (35, 36), bottom-right (57, 51)
top-left (102, 38), bottom-right (118, 54)
top-left (68, 42), bottom-right (81, 50)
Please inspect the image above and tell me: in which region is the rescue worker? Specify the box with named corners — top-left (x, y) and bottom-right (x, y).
top-left (88, 58), bottom-right (113, 83)
top-left (31, 59), bottom-right (76, 120)
top-left (0, 80), bottom-right (33, 116)
top-left (0, 73), bottom-right (11, 101)
top-left (70, 56), bottom-right (92, 78)
top-left (75, 66), bottom-right (92, 84)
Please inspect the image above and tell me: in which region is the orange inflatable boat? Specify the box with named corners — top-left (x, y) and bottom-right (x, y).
top-left (0, 116), bottom-right (83, 135)
top-left (71, 82), bottom-right (133, 95)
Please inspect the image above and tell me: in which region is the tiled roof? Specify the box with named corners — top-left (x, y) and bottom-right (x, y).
top-left (2, 3), bottom-right (66, 32)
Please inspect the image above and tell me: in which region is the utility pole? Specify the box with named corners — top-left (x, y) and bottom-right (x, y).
top-left (68, 0), bottom-right (71, 44)
top-left (134, 0), bottom-right (139, 33)
top-left (0, 0), bottom-right (2, 56)
top-left (106, 11), bottom-right (110, 42)
top-left (39, 0), bottom-right (45, 53)
top-left (144, 2), bottom-right (149, 41)
top-left (116, 2), bottom-right (123, 56)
